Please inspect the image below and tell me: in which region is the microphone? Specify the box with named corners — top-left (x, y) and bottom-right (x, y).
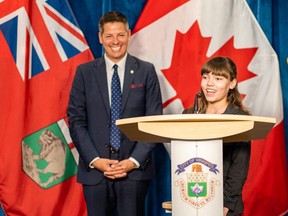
top-left (193, 93), bottom-right (202, 114)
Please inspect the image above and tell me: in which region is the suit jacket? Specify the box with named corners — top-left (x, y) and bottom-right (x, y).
top-left (67, 54), bottom-right (163, 185)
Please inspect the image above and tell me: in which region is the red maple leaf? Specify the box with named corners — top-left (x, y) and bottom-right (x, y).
top-left (162, 21), bottom-right (257, 109)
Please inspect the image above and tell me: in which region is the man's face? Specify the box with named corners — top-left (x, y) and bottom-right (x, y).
top-left (99, 22), bottom-right (131, 63)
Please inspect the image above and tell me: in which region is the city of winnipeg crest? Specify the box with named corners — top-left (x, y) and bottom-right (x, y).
top-left (21, 119), bottom-right (78, 189)
top-left (174, 157), bottom-right (220, 208)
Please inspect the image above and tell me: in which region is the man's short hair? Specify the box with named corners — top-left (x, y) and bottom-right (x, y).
top-left (98, 11), bottom-right (129, 34)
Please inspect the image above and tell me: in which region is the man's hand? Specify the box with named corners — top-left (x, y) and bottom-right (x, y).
top-left (105, 159), bottom-right (136, 179)
top-left (92, 158), bottom-right (119, 179)
top-left (93, 159), bottom-right (135, 179)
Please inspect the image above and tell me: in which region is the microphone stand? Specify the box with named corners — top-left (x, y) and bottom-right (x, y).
top-left (193, 93), bottom-right (202, 114)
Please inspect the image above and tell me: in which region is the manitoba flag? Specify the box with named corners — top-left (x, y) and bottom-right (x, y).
top-left (0, 0), bottom-right (93, 215)
top-left (129, 0), bottom-right (288, 215)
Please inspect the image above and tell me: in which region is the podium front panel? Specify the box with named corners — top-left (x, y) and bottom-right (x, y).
top-left (171, 140), bottom-right (223, 216)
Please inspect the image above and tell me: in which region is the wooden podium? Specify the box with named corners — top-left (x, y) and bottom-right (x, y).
top-left (116, 114), bottom-right (276, 216)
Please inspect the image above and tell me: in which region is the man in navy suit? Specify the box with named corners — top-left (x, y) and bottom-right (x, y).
top-left (67, 11), bottom-right (162, 216)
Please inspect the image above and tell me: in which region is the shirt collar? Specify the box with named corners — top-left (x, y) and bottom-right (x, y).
top-left (104, 53), bottom-right (127, 71)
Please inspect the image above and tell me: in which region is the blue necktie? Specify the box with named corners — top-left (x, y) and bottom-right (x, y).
top-left (110, 64), bottom-right (122, 150)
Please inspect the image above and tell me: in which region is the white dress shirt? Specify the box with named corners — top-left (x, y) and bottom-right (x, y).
top-left (89, 53), bottom-right (139, 169)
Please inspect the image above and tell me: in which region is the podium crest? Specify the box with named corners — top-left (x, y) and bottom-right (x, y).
top-left (174, 157), bottom-right (220, 208)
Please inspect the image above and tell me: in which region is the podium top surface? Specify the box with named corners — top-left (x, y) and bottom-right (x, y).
top-left (116, 114), bottom-right (276, 143)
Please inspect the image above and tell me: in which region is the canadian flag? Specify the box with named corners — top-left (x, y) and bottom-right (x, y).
top-left (128, 0), bottom-right (288, 215)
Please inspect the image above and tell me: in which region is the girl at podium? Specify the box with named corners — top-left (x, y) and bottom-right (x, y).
top-left (183, 56), bottom-right (251, 216)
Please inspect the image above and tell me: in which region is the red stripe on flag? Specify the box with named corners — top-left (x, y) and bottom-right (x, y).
top-left (44, 5), bottom-right (87, 43)
top-left (243, 121), bottom-right (288, 215)
top-left (25, 28), bottom-right (30, 80)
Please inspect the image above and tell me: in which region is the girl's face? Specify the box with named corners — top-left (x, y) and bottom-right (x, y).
top-left (201, 72), bottom-right (236, 107)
